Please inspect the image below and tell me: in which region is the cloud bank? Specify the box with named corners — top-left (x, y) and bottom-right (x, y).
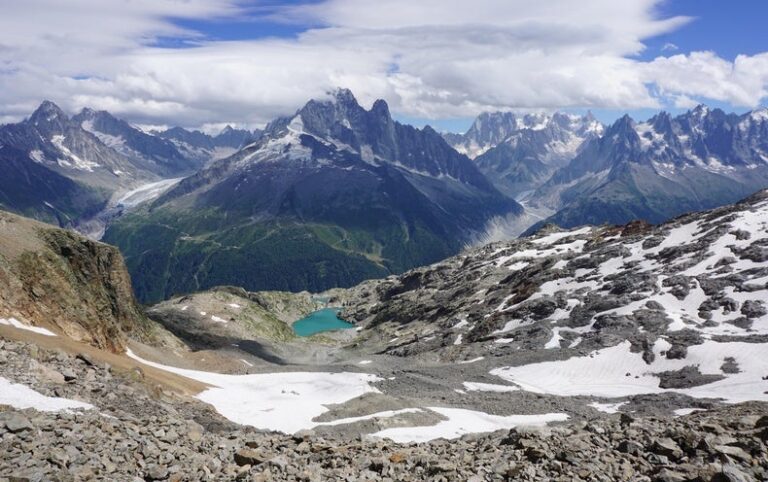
top-left (0, 0), bottom-right (766, 128)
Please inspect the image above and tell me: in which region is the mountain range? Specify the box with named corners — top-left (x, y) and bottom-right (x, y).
top-left (104, 89), bottom-right (521, 303)
top-left (444, 111), bottom-right (604, 198)
top-left (525, 106), bottom-right (768, 230)
top-left (0, 101), bottom-right (257, 227)
top-left (155, 124), bottom-right (259, 166)
top-left (2, 92), bottom-right (768, 304)
top-left (444, 104), bottom-right (768, 234)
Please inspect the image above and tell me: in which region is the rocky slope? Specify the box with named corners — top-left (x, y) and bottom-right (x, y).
top-left (338, 189), bottom-right (768, 401)
top-left (1, 338), bottom-right (766, 481)
top-left (0, 209), bottom-right (153, 351)
top-left (105, 89), bottom-right (521, 303)
top-left (528, 106), bottom-right (768, 230)
top-left (0, 144), bottom-right (109, 227)
top-left (146, 287), bottom-right (317, 349)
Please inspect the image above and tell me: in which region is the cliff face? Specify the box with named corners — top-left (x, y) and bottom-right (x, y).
top-left (0, 210), bottom-right (151, 352)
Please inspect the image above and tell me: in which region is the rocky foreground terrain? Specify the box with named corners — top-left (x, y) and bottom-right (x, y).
top-left (1, 338), bottom-right (767, 481)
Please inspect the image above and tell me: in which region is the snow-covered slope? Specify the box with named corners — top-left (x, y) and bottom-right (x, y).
top-left (342, 189), bottom-right (768, 404)
top-left (74, 108), bottom-right (203, 178)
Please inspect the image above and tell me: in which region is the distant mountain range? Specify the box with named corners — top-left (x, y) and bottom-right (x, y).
top-left (525, 105), bottom-right (768, 231)
top-left (2, 91), bottom-right (768, 305)
top-left (104, 89), bottom-right (521, 303)
top-left (154, 124), bottom-right (259, 166)
top-left (444, 112), bottom-right (603, 198)
top-left (0, 101), bottom-right (259, 227)
top-left (446, 105), bottom-right (768, 233)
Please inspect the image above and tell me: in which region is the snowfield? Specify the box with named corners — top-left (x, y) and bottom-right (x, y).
top-left (491, 340), bottom-right (768, 403)
top-left (115, 177), bottom-right (184, 209)
top-left (0, 377), bottom-right (93, 412)
top-left (372, 408), bottom-right (568, 443)
top-left (126, 350), bottom-right (570, 442)
top-left (126, 349), bottom-right (382, 434)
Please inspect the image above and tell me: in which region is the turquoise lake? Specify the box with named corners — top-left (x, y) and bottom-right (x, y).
top-left (292, 308), bottom-right (355, 337)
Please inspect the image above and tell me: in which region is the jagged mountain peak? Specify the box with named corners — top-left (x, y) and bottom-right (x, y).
top-left (296, 88), bottom-right (367, 120)
top-left (72, 107), bottom-right (130, 132)
top-left (292, 88), bottom-right (379, 139)
top-left (32, 100), bottom-right (66, 116)
top-left (605, 114), bottom-right (638, 138)
top-left (220, 125), bottom-right (235, 134)
top-left (77, 106), bottom-right (97, 116)
top-left (528, 102), bottom-right (768, 231)
top-left (447, 110), bottom-right (603, 161)
top-left (242, 89), bottom-right (496, 188)
top-left (327, 87), bottom-right (359, 106)
top-left (74, 107), bottom-right (116, 121)
top-left (28, 100), bottom-right (69, 130)
top-left (447, 110), bottom-right (605, 197)
top-left (690, 103), bottom-right (711, 117)
top-left (750, 106), bottom-right (768, 118)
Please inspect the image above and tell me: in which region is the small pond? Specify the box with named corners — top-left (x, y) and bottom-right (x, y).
top-left (292, 308), bottom-right (355, 337)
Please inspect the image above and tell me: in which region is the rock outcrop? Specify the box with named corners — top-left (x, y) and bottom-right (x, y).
top-left (0, 210), bottom-right (152, 351)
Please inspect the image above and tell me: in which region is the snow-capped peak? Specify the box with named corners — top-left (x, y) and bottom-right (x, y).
top-left (749, 107), bottom-right (768, 123)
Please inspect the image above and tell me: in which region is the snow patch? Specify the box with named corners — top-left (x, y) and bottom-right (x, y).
top-left (463, 382), bottom-right (519, 393)
top-left (126, 350), bottom-right (381, 434)
top-left (589, 401), bottom-right (627, 414)
top-left (0, 377), bottom-right (92, 412)
top-left (491, 340), bottom-right (768, 403)
top-left (0, 318), bottom-right (57, 337)
top-left (372, 407), bottom-right (568, 443)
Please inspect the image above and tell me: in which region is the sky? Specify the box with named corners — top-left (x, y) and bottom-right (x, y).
top-left (0, 0), bottom-right (766, 133)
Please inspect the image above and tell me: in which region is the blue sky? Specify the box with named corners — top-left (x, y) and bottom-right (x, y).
top-left (1, 0), bottom-right (767, 131)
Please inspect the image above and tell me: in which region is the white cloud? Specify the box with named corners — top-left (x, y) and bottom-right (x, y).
top-left (641, 51), bottom-right (768, 107)
top-left (0, 0), bottom-right (766, 128)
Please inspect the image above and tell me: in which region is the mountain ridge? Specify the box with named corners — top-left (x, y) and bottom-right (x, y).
top-left (525, 105), bottom-right (768, 231)
top-left (444, 111), bottom-right (603, 198)
top-left (0, 101), bottom-right (260, 229)
top-left (104, 89), bottom-right (523, 303)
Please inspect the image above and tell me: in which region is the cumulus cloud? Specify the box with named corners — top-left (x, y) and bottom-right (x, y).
top-left (0, 0), bottom-right (766, 128)
top-left (641, 51), bottom-right (768, 107)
